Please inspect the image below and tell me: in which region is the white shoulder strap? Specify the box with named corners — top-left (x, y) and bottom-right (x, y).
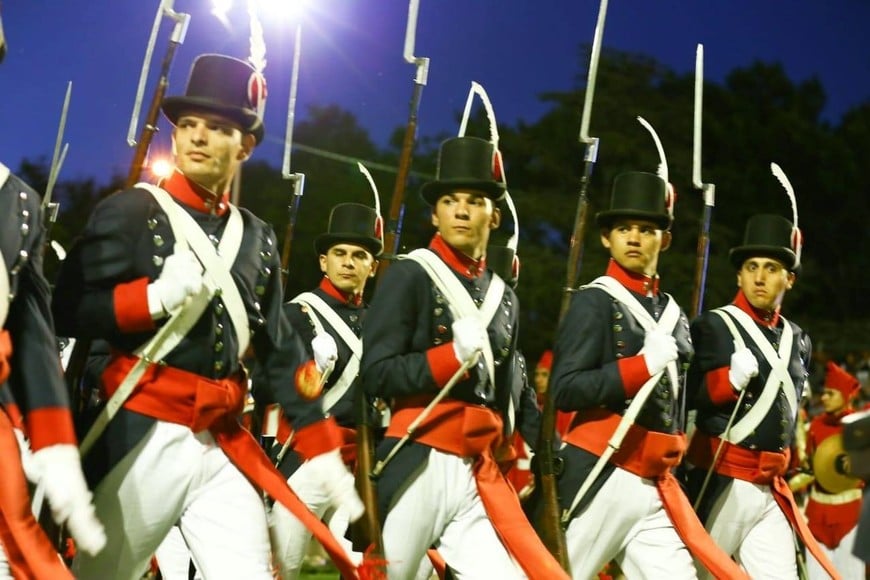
top-left (1, 163), bottom-right (13, 326)
top-left (139, 183), bottom-right (249, 359)
top-left (712, 306), bottom-right (797, 443)
top-left (402, 249), bottom-right (512, 430)
top-left (291, 292), bottom-right (362, 413)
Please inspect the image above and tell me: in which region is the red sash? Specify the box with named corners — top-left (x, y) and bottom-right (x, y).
top-left (688, 431), bottom-right (841, 580)
top-left (0, 330), bottom-right (12, 384)
top-left (388, 398), bottom-right (569, 580)
top-left (0, 410), bottom-right (75, 579)
top-left (565, 410), bottom-right (748, 580)
top-left (102, 354), bottom-right (376, 579)
top-left (274, 408), bottom-right (358, 466)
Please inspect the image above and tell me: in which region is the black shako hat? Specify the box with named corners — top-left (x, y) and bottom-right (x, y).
top-left (420, 136), bottom-right (506, 205)
top-left (314, 203), bottom-right (384, 257)
top-left (162, 54), bottom-right (267, 144)
top-left (729, 214), bottom-right (800, 271)
top-left (595, 171), bottom-right (672, 230)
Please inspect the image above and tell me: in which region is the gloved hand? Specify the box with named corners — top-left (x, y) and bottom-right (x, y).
top-left (148, 250), bottom-right (204, 315)
top-left (729, 347), bottom-right (759, 392)
top-left (452, 317), bottom-right (487, 364)
top-left (311, 333), bottom-right (338, 373)
top-left (306, 449), bottom-right (364, 522)
top-left (643, 330), bottom-right (678, 375)
top-left (31, 444), bottom-right (107, 556)
top-left (12, 428), bottom-right (40, 483)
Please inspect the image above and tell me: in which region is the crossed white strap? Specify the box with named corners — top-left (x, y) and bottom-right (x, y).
top-left (562, 275), bottom-right (681, 523)
top-left (291, 292), bottom-right (362, 413)
top-left (80, 184), bottom-right (246, 455)
top-left (1, 163), bottom-right (13, 326)
top-left (401, 249), bottom-right (511, 430)
top-left (712, 305), bottom-right (796, 444)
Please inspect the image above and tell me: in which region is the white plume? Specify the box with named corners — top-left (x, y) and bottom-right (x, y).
top-left (636, 116), bottom-right (668, 184)
top-left (770, 162), bottom-right (802, 266)
top-left (504, 191), bottom-right (519, 252)
top-left (357, 162), bottom-right (382, 219)
top-left (457, 81), bottom-right (500, 148)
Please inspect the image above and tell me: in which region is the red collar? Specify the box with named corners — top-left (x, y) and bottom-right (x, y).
top-left (319, 277), bottom-right (363, 306)
top-left (159, 170), bottom-right (230, 216)
top-left (605, 259), bottom-right (659, 296)
top-left (732, 290), bottom-right (781, 327)
top-left (821, 408), bottom-right (852, 425)
top-left (428, 233), bottom-right (486, 279)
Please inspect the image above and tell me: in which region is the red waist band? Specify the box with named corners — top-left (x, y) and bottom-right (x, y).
top-left (387, 398), bottom-right (503, 457)
top-left (564, 409), bottom-right (686, 478)
top-left (101, 353), bottom-right (246, 433)
top-left (687, 431), bottom-right (788, 485)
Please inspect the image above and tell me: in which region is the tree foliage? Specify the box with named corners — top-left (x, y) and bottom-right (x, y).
top-left (28, 48), bottom-right (869, 362)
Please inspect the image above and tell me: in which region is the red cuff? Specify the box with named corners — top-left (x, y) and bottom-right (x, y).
top-left (706, 367), bottom-right (739, 405)
top-left (294, 416), bottom-right (343, 460)
top-left (114, 277), bottom-right (155, 333)
top-left (427, 343), bottom-right (464, 388)
top-left (27, 407), bottom-right (77, 450)
top-left (618, 355), bottom-right (652, 398)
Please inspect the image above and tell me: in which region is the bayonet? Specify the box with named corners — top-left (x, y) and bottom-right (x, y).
top-left (691, 43), bottom-right (716, 318)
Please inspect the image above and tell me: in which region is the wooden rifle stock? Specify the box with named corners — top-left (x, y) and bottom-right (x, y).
top-left (375, 81), bottom-right (422, 284)
top-left (279, 177), bottom-right (304, 292)
top-left (350, 389), bottom-right (384, 558)
top-left (690, 203), bottom-right (712, 319)
top-left (125, 38), bottom-right (181, 188)
top-left (535, 154), bottom-right (596, 570)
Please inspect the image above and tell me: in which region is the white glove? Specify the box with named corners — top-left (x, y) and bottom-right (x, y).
top-left (729, 348), bottom-right (759, 392)
top-left (31, 445), bottom-right (107, 556)
top-left (147, 250), bottom-right (204, 315)
top-left (452, 317), bottom-right (487, 363)
top-left (311, 333), bottom-right (338, 373)
top-left (12, 428), bottom-right (40, 483)
top-left (643, 330), bottom-right (678, 375)
top-left (306, 449), bottom-right (364, 522)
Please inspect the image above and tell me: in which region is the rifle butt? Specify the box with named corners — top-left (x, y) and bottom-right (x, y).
top-left (534, 392), bottom-right (571, 570)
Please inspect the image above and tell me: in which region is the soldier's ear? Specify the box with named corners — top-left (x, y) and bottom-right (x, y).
top-left (237, 133), bottom-right (256, 161)
top-left (489, 206), bottom-right (501, 229)
top-left (660, 230), bottom-right (672, 252)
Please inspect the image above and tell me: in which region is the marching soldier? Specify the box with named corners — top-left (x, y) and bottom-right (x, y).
top-left (0, 10), bottom-right (105, 578)
top-left (361, 136), bottom-right (566, 579)
top-left (51, 54), bottom-right (351, 580)
top-left (685, 212), bottom-right (838, 578)
top-left (550, 171), bottom-right (744, 579)
top-left (804, 362), bottom-right (864, 579)
top-left (258, 201), bottom-right (380, 579)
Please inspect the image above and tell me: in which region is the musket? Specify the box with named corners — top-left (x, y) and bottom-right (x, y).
top-left (351, 0), bottom-right (429, 558)
top-left (349, 164), bottom-right (385, 560)
top-left (535, 0), bottom-right (608, 570)
top-left (125, 1), bottom-right (190, 187)
top-left (42, 81), bottom-right (72, 241)
top-left (375, 0), bottom-right (429, 281)
top-left (690, 44), bottom-right (716, 319)
top-left (279, 22), bottom-right (306, 293)
top-left (67, 1), bottom-right (189, 413)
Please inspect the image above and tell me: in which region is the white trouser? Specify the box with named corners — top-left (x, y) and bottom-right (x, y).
top-left (700, 478), bottom-right (796, 579)
top-left (268, 458), bottom-right (361, 579)
top-left (0, 541), bottom-right (10, 580)
top-left (72, 421), bottom-right (273, 580)
top-left (381, 448), bottom-right (524, 580)
top-left (806, 526), bottom-right (864, 580)
top-left (155, 525), bottom-right (203, 580)
top-left (565, 466), bottom-right (697, 580)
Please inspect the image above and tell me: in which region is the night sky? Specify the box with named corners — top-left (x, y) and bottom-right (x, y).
top-left (1, 0), bottom-right (868, 185)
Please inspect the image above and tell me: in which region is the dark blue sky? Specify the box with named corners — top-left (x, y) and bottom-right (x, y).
top-left (1, 0), bottom-right (868, 185)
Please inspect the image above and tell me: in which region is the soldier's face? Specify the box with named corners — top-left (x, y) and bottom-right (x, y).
top-left (172, 112), bottom-right (254, 194)
top-left (601, 219), bottom-right (668, 277)
top-left (736, 256), bottom-right (795, 312)
top-left (534, 366), bottom-right (550, 395)
top-left (431, 191), bottom-right (500, 260)
top-left (319, 243), bottom-right (377, 295)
